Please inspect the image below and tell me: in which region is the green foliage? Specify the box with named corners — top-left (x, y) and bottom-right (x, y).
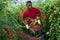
top-left (0, 0), bottom-right (60, 40)
top-left (0, 29), bottom-right (8, 40)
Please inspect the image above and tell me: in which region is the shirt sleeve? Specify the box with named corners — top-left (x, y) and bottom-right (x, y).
top-left (22, 10), bottom-right (27, 19)
top-left (36, 8), bottom-right (41, 16)
top-left (36, 8), bottom-right (42, 20)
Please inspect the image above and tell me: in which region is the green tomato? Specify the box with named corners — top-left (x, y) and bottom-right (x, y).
top-left (46, 32), bottom-right (49, 35)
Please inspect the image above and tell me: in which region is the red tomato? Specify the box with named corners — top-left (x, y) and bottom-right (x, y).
top-left (30, 24), bottom-right (41, 30)
top-left (4, 26), bottom-right (12, 40)
top-left (29, 36), bottom-right (41, 40)
top-left (4, 26), bottom-right (9, 31)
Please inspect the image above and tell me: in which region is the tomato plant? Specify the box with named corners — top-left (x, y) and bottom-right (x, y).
top-left (0, 0), bottom-right (60, 40)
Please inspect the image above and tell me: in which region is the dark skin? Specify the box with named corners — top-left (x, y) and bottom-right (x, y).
top-left (26, 3), bottom-right (32, 10)
top-left (22, 3), bottom-right (33, 25)
top-left (22, 3), bottom-right (42, 36)
top-left (22, 2), bottom-right (42, 25)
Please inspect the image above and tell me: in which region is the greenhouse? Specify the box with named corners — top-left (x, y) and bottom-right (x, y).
top-left (0, 0), bottom-right (60, 40)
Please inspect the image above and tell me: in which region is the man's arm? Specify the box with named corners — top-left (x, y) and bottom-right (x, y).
top-left (22, 18), bottom-right (27, 25)
top-left (22, 12), bottom-right (31, 29)
top-left (36, 8), bottom-right (42, 24)
top-left (22, 18), bottom-right (30, 29)
top-left (22, 9), bottom-right (28, 24)
top-left (37, 9), bottom-right (42, 20)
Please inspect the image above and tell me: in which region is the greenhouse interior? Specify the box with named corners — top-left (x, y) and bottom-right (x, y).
top-left (0, 0), bottom-right (60, 40)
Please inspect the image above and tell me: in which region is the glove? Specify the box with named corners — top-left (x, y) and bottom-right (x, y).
top-left (25, 24), bottom-right (30, 29)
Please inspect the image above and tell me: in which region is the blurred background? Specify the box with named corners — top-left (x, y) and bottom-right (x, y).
top-left (0, 0), bottom-right (60, 40)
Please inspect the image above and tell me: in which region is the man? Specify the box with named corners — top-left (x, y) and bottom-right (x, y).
top-left (22, 1), bottom-right (42, 40)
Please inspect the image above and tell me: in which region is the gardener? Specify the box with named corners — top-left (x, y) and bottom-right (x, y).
top-left (22, 1), bottom-right (42, 40)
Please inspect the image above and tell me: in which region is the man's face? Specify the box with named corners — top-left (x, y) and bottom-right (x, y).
top-left (26, 3), bottom-right (32, 10)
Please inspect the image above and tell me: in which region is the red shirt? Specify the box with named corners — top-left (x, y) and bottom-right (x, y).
top-left (22, 7), bottom-right (40, 19)
top-left (22, 7), bottom-right (41, 30)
